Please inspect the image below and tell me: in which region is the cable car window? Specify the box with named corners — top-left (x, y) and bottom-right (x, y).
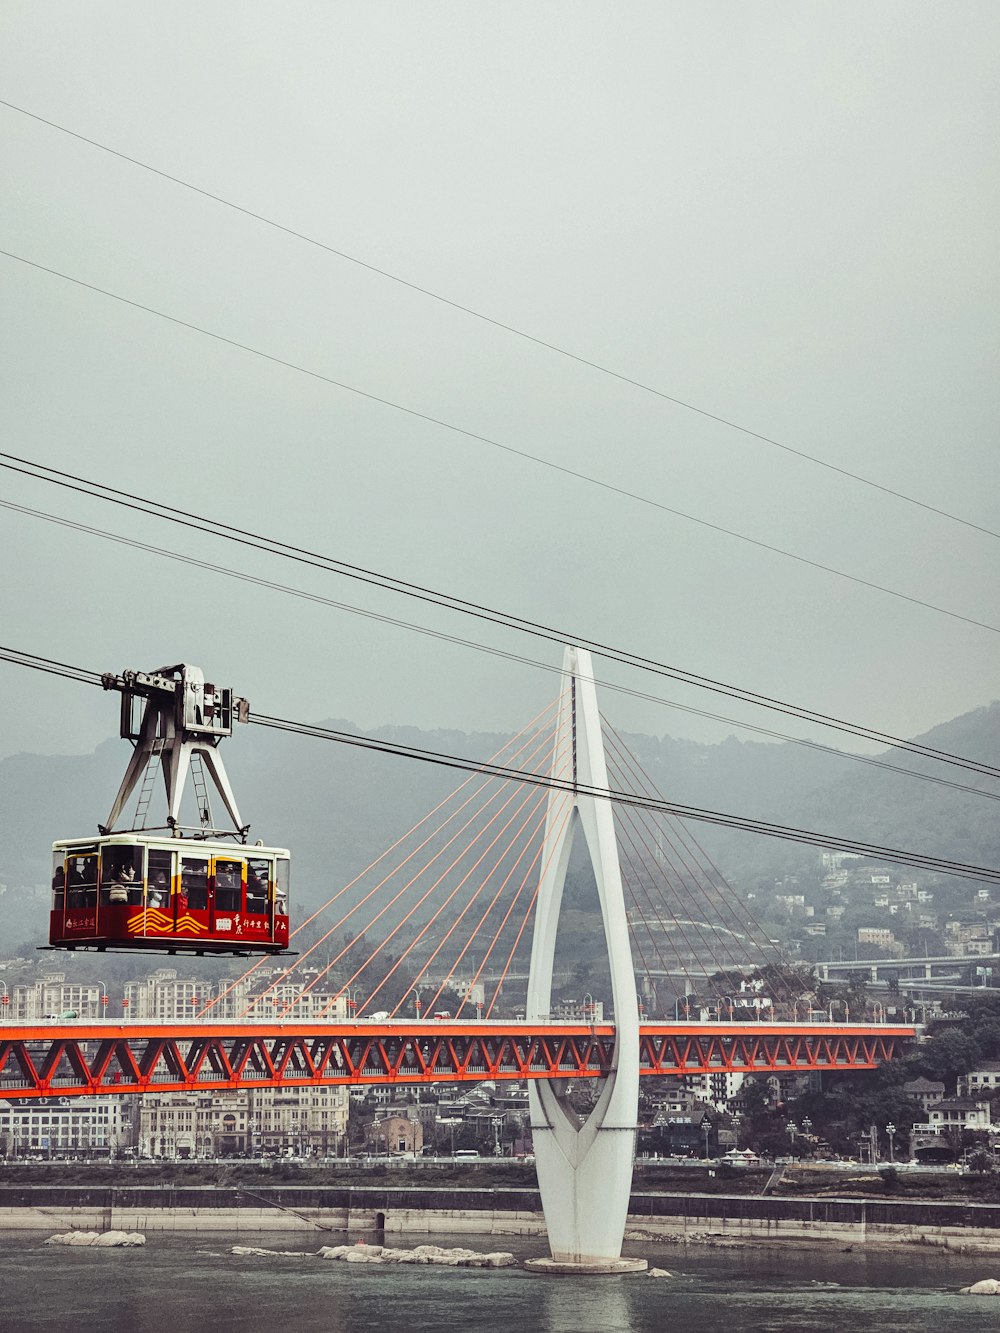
top-left (101, 847), bottom-right (143, 905)
top-left (215, 860), bottom-right (242, 912)
top-left (246, 858), bottom-right (269, 915)
top-left (181, 857), bottom-right (209, 911)
top-left (52, 854), bottom-right (65, 910)
top-left (275, 859), bottom-right (289, 916)
top-left (147, 849), bottom-right (172, 908)
top-left (67, 855), bottom-right (97, 908)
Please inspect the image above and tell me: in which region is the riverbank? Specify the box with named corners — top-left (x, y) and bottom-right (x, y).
top-left (4, 1182), bottom-right (1000, 1253)
top-left (5, 1159), bottom-right (998, 1204)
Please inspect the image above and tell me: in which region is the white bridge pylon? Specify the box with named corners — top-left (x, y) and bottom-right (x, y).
top-left (526, 646), bottom-right (644, 1272)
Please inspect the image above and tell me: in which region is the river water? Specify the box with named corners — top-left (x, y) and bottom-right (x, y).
top-left (4, 1230), bottom-right (1000, 1332)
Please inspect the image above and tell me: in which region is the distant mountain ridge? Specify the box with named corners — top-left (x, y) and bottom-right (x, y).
top-left (1, 700), bottom-right (997, 947)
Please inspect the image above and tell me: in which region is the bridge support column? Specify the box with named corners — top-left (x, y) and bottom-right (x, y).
top-left (525, 646), bottom-right (645, 1275)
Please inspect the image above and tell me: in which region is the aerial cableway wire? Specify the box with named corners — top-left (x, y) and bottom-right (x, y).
top-left (247, 713), bottom-right (1000, 886)
top-left (281, 721), bottom-right (558, 1022)
top-left (602, 722), bottom-right (806, 1001)
top-left (1, 643), bottom-right (999, 885)
top-left (1, 249), bottom-right (998, 641)
top-left (2, 96), bottom-right (996, 544)
top-left (3, 641), bottom-right (1000, 883)
top-left (3, 457), bottom-right (1000, 792)
top-left (208, 694), bottom-right (563, 1019)
top-left (5, 497), bottom-right (1000, 808)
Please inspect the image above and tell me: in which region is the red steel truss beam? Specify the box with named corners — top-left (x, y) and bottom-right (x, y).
top-left (0, 1022), bottom-right (915, 1100)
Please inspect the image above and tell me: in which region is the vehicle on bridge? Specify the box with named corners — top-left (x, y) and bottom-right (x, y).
top-left (48, 663), bottom-right (290, 956)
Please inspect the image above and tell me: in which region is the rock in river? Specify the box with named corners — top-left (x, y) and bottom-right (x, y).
top-left (46, 1230), bottom-right (145, 1248)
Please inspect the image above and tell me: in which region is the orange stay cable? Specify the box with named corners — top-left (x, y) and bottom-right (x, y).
top-left (606, 750), bottom-right (737, 1001)
top-left (438, 730), bottom-right (574, 1019)
top-left (269, 712), bottom-right (562, 1018)
top-left (603, 717), bottom-right (795, 997)
top-left (398, 784), bottom-right (552, 1019)
top-left (310, 728), bottom-right (560, 1020)
top-left (476, 738), bottom-right (576, 1018)
top-left (482, 790), bottom-right (575, 1019)
top-left (240, 700), bottom-right (563, 1017)
top-left (363, 771), bottom-right (551, 1015)
top-left (201, 693), bottom-right (562, 1019)
top-left (602, 728), bottom-right (746, 990)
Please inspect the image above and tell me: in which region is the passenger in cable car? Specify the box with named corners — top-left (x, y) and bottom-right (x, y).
top-left (215, 862), bottom-right (241, 912)
top-left (102, 852), bottom-right (140, 905)
top-left (118, 865), bottom-right (139, 903)
top-left (148, 870), bottom-right (168, 909)
top-left (67, 858), bottom-right (96, 908)
top-left (108, 868), bottom-right (133, 905)
top-left (181, 859), bottom-right (208, 911)
top-left (246, 863), bottom-right (267, 915)
top-left (127, 866), bottom-right (144, 905)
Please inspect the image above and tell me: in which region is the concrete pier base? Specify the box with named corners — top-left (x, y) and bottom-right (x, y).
top-left (524, 1256), bottom-right (648, 1276)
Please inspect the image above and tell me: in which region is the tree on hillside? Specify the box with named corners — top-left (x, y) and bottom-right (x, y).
top-left (911, 1029), bottom-right (983, 1089)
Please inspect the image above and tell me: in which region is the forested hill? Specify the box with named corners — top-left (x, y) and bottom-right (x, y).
top-left (1, 700), bottom-right (997, 945)
top-left (782, 701), bottom-right (1000, 872)
top-left (623, 699), bottom-right (1000, 884)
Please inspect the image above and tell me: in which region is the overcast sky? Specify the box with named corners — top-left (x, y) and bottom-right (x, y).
top-left (1, 3), bottom-right (997, 775)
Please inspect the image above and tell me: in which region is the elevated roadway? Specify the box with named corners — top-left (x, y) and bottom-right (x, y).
top-left (815, 953), bottom-right (1000, 983)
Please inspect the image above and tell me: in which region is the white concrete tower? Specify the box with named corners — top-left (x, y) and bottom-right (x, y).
top-left (525, 646), bottom-right (645, 1274)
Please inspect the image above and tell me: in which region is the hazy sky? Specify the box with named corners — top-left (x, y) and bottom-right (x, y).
top-left (1, 3), bottom-right (998, 773)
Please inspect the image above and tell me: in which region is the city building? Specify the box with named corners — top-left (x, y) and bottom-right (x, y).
top-left (367, 1113), bottom-right (423, 1155)
top-left (958, 1062), bottom-right (1000, 1097)
top-left (0, 1096), bottom-right (127, 1158)
top-left (11, 974), bottom-right (108, 1021)
top-left (926, 1097), bottom-right (991, 1132)
top-left (553, 998), bottom-right (605, 1022)
top-left (139, 1092), bottom-right (249, 1159)
top-left (137, 1082), bottom-right (351, 1158)
top-left (249, 1084), bottom-right (350, 1157)
top-left (902, 1077), bottom-right (946, 1113)
top-left (123, 969), bottom-right (351, 1023)
top-left (681, 1070), bottom-right (744, 1109)
top-left (857, 927), bottom-right (898, 951)
top-left (124, 969), bottom-right (242, 1022)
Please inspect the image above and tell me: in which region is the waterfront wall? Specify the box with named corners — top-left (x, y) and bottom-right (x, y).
top-left (2, 1185), bottom-right (1000, 1247)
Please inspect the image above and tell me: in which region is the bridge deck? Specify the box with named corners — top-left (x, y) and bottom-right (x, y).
top-left (0, 1022), bottom-right (915, 1100)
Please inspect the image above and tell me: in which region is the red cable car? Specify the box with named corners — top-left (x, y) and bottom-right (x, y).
top-left (48, 664), bottom-right (290, 957)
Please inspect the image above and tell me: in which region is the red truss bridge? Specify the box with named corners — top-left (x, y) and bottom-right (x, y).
top-left (0, 1020), bottom-right (913, 1101)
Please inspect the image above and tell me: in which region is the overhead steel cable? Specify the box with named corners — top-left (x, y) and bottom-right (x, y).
top-left (3, 460), bottom-right (1000, 790)
top-left (2, 249), bottom-right (998, 640)
top-left (240, 701), bottom-right (562, 1017)
top-left (323, 725), bottom-right (557, 1017)
top-left (2, 644), bottom-right (997, 884)
top-left (602, 721), bottom-right (803, 1000)
top-left (602, 719), bottom-right (784, 959)
top-left (0, 645), bottom-right (102, 687)
top-left (246, 713), bottom-right (1000, 886)
top-left (202, 698), bottom-right (563, 1019)
top-left (354, 778), bottom-right (548, 1017)
top-left (3, 96), bottom-right (995, 544)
